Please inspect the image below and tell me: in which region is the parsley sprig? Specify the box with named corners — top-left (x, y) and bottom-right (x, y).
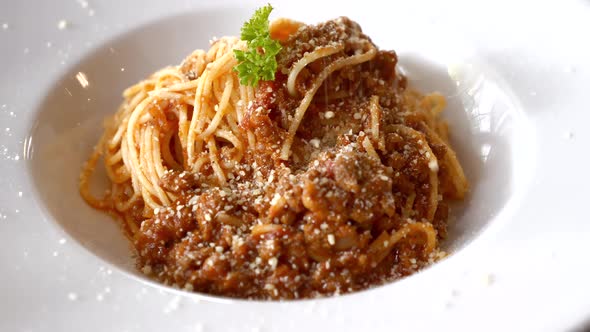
top-left (233, 4), bottom-right (282, 87)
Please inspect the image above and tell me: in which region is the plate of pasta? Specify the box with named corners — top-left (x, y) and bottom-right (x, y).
top-left (2, 0), bottom-right (590, 331)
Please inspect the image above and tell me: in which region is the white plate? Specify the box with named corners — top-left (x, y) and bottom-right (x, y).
top-left (2, 1), bottom-right (589, 331)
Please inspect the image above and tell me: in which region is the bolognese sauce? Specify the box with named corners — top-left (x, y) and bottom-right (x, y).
top-left (81, 16), bottom-right (468, 299)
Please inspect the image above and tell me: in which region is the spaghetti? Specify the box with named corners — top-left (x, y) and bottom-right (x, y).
top-left (80, 16), bottom-right (468, 299)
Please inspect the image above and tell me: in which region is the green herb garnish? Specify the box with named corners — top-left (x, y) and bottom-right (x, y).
top-left (233, 4), bottom-right (282, 87)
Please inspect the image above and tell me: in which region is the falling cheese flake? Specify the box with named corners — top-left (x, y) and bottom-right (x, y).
top-left (57, 20), bottom-right (68, 30)
top-left (268, 257), bottom-right (278, 270)
top-left (483, 273), bottom-right (495, 286)
top-left (76, 72), bottom-right (89, 88)
top-left (309, 138), bottom-right (321, 149)
top-left (76, 0), bottom-right (89, 8)
top-left (327, 234), bottom-right (335, 245)
top-left (428, 159), bottom-right (439, 172)
top-left (163, 296), bottom-right (181, 314)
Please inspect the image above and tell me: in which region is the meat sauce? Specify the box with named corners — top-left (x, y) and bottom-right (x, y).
top-left (134, 17), bottom-right (451, 299)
